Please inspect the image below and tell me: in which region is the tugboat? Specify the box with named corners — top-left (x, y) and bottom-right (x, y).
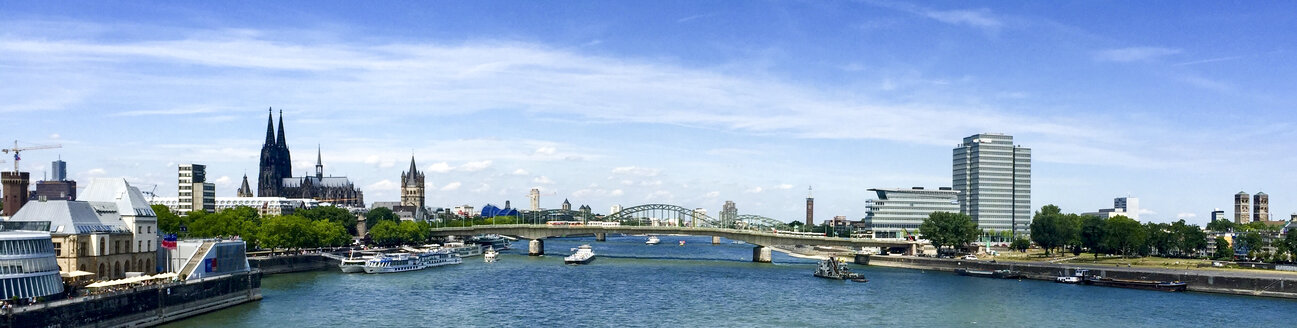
top-left (484, 246), bottom-right (499, 263)
top-left (564, 244), bottom-right (596, 265)
top-left (814, 257), bottom-right (868, 282)
top-left (646, 235), bottom-right (661, 245)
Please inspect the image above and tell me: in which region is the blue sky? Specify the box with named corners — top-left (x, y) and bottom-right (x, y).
top-left (3, 1), bottom-right (1296, 225)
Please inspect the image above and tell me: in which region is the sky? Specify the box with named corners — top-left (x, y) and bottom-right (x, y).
top-left (3, 1), bottom-right (1296, 226)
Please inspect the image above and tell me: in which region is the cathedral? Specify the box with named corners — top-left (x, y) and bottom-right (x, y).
top-left (257, 109), bottom-right (365, 207)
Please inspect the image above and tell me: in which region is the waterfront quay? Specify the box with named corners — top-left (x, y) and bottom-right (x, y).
top-left (860, 255), bottom-right (1297, 299)
top-left (2, 270), bottom-right (261, 328)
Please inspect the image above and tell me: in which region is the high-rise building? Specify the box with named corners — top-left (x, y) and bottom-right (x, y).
top-left (610, 204), bottom-right (623, 215)
top-left (51, 159), bottom-right (67, 181)
top-left (33, 159), bottom-right (75, 201)
top-left (1084, 197), bottom-right (1140, 220)
top-left (862, 187), bottom-right (960, 239)
top-left (529, 189), bottom-right (540, 211)
top-left (806, 186), bottom-right (814, 227)
top-left (1210, 208), bottom-right (1227, 223)
top-left (2, 171), bottom-right (31, 216)
top-left (953, 133), bottom-right (1031, 235)
top-left (1234, 191), bottom-right (1251, 224)
top-left (401, 157), bottom-right (425, 208)
top-left (721, 201), bottom-right (737, 227)
top-left (1253, 192), bottom-right (1269, 222)
top-left (178, 164), bottom-right (216, 214)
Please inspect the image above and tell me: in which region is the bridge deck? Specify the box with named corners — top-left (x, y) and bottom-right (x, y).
top-left (428, 224), bottom-right (918, 248)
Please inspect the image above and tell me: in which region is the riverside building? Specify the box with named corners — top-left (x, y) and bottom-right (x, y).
top-left (862, 187), bottom-right (960, 239)
top-left (953, 133), bottom-right (1031, 236)
top-left (0, 230), bottom-right (64, 300)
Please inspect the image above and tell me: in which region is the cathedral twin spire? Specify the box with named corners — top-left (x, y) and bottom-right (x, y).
top-left (258, 108), bottom-right (292, 197)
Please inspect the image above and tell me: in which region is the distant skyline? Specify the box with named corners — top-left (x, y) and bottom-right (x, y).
top-left (3, 1), bottom-right (1297, 225)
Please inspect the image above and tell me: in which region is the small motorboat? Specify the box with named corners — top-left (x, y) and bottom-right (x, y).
top-left (484, 246), bottom-right (499, 263)
top-left (814, 257), bottom-right (867, 282)
top-left (646, 235), bottom-right (661, 245)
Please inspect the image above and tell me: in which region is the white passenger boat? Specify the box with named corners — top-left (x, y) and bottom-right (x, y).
top-left (564, 244), bottom-right (596, 265)
top-left (422, 249), bottom-right (463, 268)
top-left (646, 235), bottom-right (661, 245)
top-left (444, 242), bottom-right (484, 258)
top-left (363, 253), bottom-right (424, 274)
top-left (484, 246), bottom-right (499, 263)
top-left (340, 251), bottom-right (375, 273)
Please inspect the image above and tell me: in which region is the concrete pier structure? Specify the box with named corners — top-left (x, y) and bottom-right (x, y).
top-left (752, 246), bottom-right (772, 263)
top-left (712, 236), bottom-right (721, 244)
top-left (529, 239), bottom-right (545, 256)
top-left (595, 233), bottom-right (606, 242)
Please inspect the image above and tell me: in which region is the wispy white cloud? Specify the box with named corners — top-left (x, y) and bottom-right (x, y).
top-left (511, 169), bottom-right (529, 176)
top-left (532, 176), bottom-right (554, 184)
top-left (1094, 47), bottom-right (1181, 63)
top-left (366, 179), bottom-right (398, 192)
top-left (458, 160), bottom-right (492, 172)
top-left (924, 9), bottom-right (1002, 30)
top-left (611, 166), bottom-right (661, 177)
top-left (426, 162), bottom-right (453, 173)
top-left (1176, 212), bottom-right (1197, 219)
top-left (439, 181), bottom-right (462, 191)
top-left (775, 184), bottom-right (794, 190)
top-left (744, 186), bottom-right (764, 193)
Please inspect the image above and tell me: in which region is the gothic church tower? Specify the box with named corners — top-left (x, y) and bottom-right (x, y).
top-left (401, 157), bottom-right (425, 208)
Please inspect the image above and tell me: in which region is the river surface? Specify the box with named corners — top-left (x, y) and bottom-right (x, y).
top-left (166, 235), bottom-right (1297, 327)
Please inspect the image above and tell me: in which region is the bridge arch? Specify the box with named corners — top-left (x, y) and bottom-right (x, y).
top-left (605, 204), bottom-right (718, 227)
top-left (735, 214), bottom-right (790, 231)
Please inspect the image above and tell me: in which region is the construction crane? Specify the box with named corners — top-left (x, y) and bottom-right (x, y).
top-left (2, 141), bottom-right (62, 172)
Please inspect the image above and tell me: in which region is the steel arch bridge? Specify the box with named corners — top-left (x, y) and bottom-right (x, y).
top-left (602, 204), bottom-right (789, 231)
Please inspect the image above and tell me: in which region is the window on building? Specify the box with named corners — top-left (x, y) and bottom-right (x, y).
top-left (138, 241), bottom-right (143, 252)
top-left (53, 242), bottom-right (61, 256)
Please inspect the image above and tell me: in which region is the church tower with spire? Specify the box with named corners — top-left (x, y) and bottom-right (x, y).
top-left (258, 108), bottom-right (286, 197)
top-left (237, 174), bottom-right (254, 197)
top-left (401, 156), bottom-right (425, 208)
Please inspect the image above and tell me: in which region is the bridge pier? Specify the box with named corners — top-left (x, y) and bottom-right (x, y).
top-left (595, 233), bottom-right (606, 242)
top-left (908, 243), bottom-right (917, 256)
top-left (529, 239), bottom-right (545, 256)
top-left (752, 246), bottom-right (772, 263)
top-left (712, 236), bottom-right (721, 245)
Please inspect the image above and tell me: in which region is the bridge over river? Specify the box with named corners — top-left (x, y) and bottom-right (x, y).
top-left (429, 224), bottom-right (920, 262)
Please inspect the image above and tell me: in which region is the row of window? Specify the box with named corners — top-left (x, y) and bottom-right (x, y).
top-left (0, 257), bottom-right (60, 275)
top-left (0, 239), bottom-right (55, 256)
top-left (0, 273), bottom-right (62, 299)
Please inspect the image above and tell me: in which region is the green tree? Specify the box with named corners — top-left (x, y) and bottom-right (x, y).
top-left (368, 220), bottom-right (403, 246)
top-left (1206, 219), bottom-right (1234, 232)
top-left (1145, 222), bottom-right (1172, 256)
top-left (1080, 215), bottom-right (1106, 258)
top-left (1213, 236), bottom-right (1232, 260)
top-left (1171, 220), bottom-right (1207, 258)
top-left (365, 207), bottom-right (400, 230)
top-left (311, 220), bottom-right (352, 247)
top-left (153, 205), bottom-right (186, 235)
top-left (259, 215), bottom-right (315, 250)
top-left (1010, 238), bottom-right (1031, 252)
top-left (1101, 216), bottom-right (1146, 257)
top-left (298, 206), bottom-right (359, 235)
top-left (1030, 206), bottom-right (1065, 256)
top-left (1240, 232), bottom-right (1265, 260)
top-left (1275, 232), bottom-right (1297, 263)
top-left (919, 212), bottom-right (979, 253)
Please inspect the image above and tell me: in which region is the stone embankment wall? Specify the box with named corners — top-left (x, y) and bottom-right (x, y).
top-left (2, 270), bottom-right (261, 328)
top-left (250, 254), bottom-right (338, 275)
top-left (859, 255), bottom-right (1297, 299)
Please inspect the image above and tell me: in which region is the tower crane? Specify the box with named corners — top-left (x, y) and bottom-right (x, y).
top-left (2, 141), bottom-right (62, 172)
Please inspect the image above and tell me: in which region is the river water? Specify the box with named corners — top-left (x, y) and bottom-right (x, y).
top-left (166, 235), bottom-right (1297, 327)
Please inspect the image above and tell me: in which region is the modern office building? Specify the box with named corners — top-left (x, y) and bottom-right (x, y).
top-left (1254, 192), bottom-right (1270, 222)
top-left (0, 230), bottom-right (64, 300)
top-left (953, 133), bottom-right (1031, 235)
top-left (32, 159), bottom-right (76, 201)
top-left (862, 187), bottom-right (960, 239)
top-left (1211, 208), bottom-right (1227, 222)
top-left (1235, 191), bottom-right (1252, 224)
top-left (178, 164), bottom-right (216, 215)
top-left (610, 204), bottom-right (623, 215)
top-left (1083, 197), bottom-right (1140, 220)
top-left (163, 239), bottom-right (250, 280)
top-left (529, 189), bottom-right (541, 211)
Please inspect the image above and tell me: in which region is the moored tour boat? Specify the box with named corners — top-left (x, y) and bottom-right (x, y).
top-left (363, 253), bottom-right (424, 274)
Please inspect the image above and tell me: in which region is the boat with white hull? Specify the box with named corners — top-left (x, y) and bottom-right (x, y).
top-left (646, 236), bottom-right (661, 245)
top-left (565, 244), bottom-right (596, 265)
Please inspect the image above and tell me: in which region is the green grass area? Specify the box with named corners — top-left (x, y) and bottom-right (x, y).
top-left (981, 248), bottom-right (1297, 275)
